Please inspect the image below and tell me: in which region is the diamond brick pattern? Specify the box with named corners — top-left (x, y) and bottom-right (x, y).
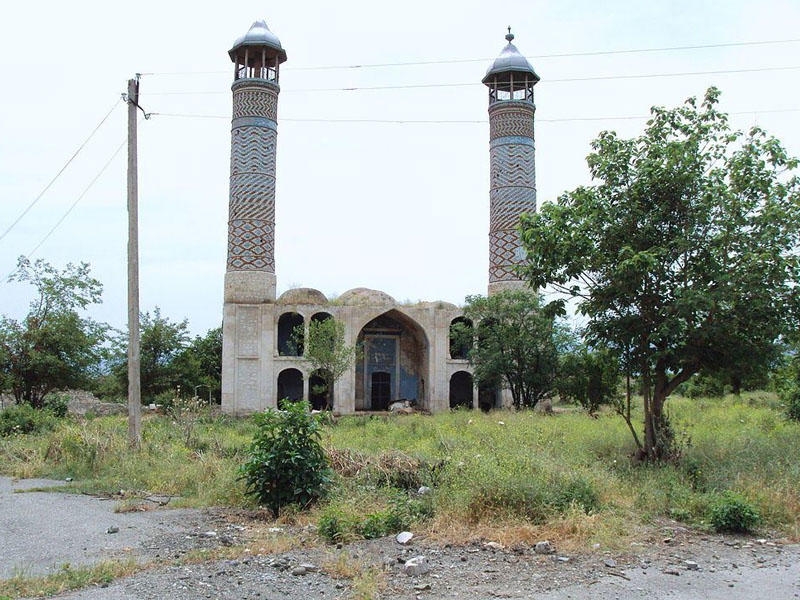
top-left (489, 229), bottom-right (524, 283)
top-left (227, 219), bottom-right (275, 271)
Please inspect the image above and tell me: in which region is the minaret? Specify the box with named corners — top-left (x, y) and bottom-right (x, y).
top-left (224, 20), bottom-right (287, 303)
top-left (483, 29), bottom-right (539, 296)
top-left (222, 21), bottom-right (287, 415)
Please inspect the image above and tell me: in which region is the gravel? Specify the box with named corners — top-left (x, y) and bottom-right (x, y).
top-left (2, 477), bottom-right (799, 599)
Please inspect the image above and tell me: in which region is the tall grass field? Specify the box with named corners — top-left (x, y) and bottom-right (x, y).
top-left (1, 393), bottom-right (797, 548)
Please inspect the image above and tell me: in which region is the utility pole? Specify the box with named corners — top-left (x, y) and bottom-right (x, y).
top-left (126, 76), bottom-right (141, 448)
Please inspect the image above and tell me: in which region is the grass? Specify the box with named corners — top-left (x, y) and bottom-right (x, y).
top-left (1, 392), bottom-right (798, 556)
top-left (0, 559), bottom-right (141, 599)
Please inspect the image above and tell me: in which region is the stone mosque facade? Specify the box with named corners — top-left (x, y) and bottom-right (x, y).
top-left (221, 21), bottom-right (539, 415)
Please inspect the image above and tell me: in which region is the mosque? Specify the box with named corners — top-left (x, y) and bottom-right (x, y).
top-left (221, 20), bottom-right (539, 415)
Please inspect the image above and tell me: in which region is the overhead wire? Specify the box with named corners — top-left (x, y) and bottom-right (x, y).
top-left (25, 140), bottom-right (126, 261)
top-left (138, 37), bottom-right (800, 75)
top-left (141, 64), bottom-right (800, 96)
top-left (147, 108), bottom-right (800, 125)
top-left (0, 98), bottom-right (122, 244)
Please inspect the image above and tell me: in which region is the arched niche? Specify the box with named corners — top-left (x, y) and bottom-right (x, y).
top-left (277, 312), bottom-right (304, 356)
top-left (449, 371), bottom-right (474, 409)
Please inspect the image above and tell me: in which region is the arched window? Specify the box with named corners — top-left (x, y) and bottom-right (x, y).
top-left (449, 371), bottom-right (474, 409)
top-left (277, 312), bottom-right (304, 356)
top-left (309, 369), bottom-right (333, 411)
top-left (277, 368), bottom-right (303, 408)
top-left (449, 317), bottom-right (473, 359)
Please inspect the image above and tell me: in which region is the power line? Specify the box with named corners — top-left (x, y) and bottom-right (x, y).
top-left (0, 99), bottom-right (122, 244)
top-left (139, 37), bottom-right (800, 76)
top-left (25, 140), bottom-right (126, 261)
top-left (147, 107), bottom-right (800, 125)
top-left (142, 64), bottom-right (800, 96)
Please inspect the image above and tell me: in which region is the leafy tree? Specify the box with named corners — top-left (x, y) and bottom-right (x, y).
top-left (110, 307), bottom-right (190, 402)
top-left (296, 317), bottom-right (358, 410)
top-left (0, 257), bottom-right (107, 408)
top-left (520, 88), bottom-right (800, 460)
top-left (556, 345), bottom-right (621, 416)
top-left (175, 326), bottom-right (222, 403)
top-left (456, 290), bottom-right (560, 409)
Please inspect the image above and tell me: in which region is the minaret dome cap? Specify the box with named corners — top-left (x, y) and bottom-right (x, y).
top-left (229, 20), bottom-right (287, 63)
top-left (482, 28), bottom-right (539, 86)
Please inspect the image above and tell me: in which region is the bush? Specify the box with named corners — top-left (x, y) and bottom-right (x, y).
top-left (0, 404), bottom-right (58, 437)
top-left (239, 401), bottom-right (332, 517)
top-left (782, 387), bottom-right (800, 421)
top-left (552, 475), bottom-right (600, 514)
top-left (43, 393), bottom-right (70, 417)
top-left (318, 506), bottom-right (358, 543)
top-left (317, 491), bottom-right (434, 543)
top-left (684, 373), bottom-right (726, 399)
top-left (708, 491), bottom-right (761, 533)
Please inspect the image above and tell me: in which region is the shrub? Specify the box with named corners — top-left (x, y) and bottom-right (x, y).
top-left (239, 401), bottom-right (332, 517)
top-left (552, 475), bottom-right (600, 514)
top-left (784, 389), bottom-right (800, 422)
top-left (708, 491), bottom-right (761, 533)
top-left (318, 506), bottom-right (358, 543)
top-left (684, 373), bottom-right (726, 399)
top-left (43, 393), bottom-right (70, 418)
top-left (0, 404), bottom-right (57, 437)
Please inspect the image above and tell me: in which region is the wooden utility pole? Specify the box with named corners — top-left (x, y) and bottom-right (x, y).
top-left (127, 77), bottom-right (141, 448)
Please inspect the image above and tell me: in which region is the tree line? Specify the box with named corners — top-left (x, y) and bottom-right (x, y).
top-left (0, 256), bottom-right (222, 407)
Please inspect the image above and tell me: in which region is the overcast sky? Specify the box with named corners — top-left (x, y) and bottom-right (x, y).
top-left (1, 0), bottom-right (799, 335)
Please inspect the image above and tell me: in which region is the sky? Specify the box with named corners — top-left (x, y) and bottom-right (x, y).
top-left (1, 0), bottom-right (799, 336)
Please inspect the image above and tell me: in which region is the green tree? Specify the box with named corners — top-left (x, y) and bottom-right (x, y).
top-left (111, 307), bottom-right (190, 402)
top-left (0, 257), bottom-right (107, 408)
top-left (520, 88), bottom-right (800, 460)
top-left (296, 317), bottom-right (358, 410)
top-left (556, 345), bottom-right (621, 416)
top-left (174, 326), bottom-right (222, 403)
top-left (456, 290), bottom-right (560, 409)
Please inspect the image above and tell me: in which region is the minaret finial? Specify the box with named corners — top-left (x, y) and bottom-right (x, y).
top-left (506, 27), bottom-right (514, 43)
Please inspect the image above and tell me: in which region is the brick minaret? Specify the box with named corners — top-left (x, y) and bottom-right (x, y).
top-left (224, 20), bottom-right (287, 303)
top-left (483, 30), bottom-right (539, 296)
top-left (222, 21), bottom-right (287, 415)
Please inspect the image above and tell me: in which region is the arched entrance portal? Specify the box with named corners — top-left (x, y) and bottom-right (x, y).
top-left (355, 310), bottom-right (429, 411)
top-left (449, 371), bottom-right (474, 409)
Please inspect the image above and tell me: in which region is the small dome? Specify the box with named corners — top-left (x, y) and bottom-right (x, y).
top-left (415, 300), bottom-right (459, 311)
top-left (482, 30), bottom-right (539, 85)
top-left (278, 287), bottom-right (328, 305)
top-left (338, 288), bottom-right (397, 307)
top-left (229, 20), bottom-right (287, 63)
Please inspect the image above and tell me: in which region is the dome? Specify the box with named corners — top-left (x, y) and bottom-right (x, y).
top-left (482, 31), bottom-right (539, 85)
top-left (229, 20), bottom-right (287, 63)
top-left (414, 300), bottom-right (459, 311)
top-left (338, 288), bottom-right (397, 307)
top-left (277, 287), bottom-right (328, 305)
